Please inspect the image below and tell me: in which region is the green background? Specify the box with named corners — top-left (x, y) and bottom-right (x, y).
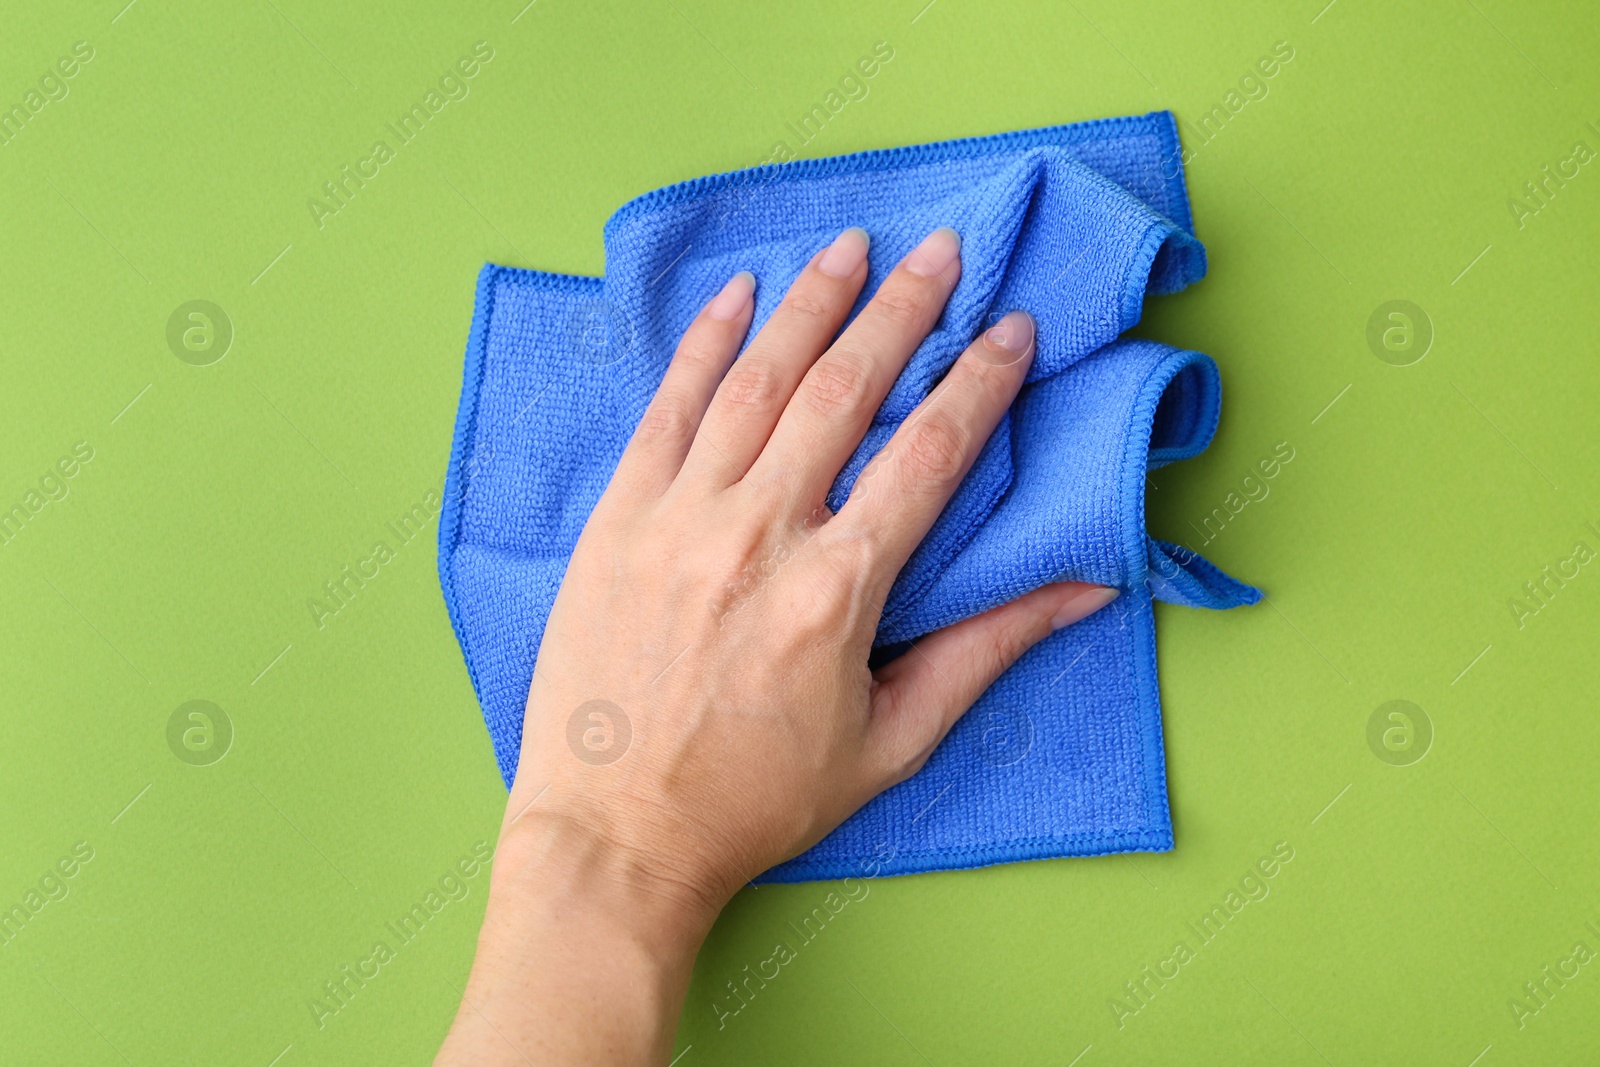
top-left (3, 0), bottom-right (1597, 1062)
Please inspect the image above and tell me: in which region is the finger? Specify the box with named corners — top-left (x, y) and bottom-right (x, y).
top-left (830, 310), bottom-right (1036, 598)
top-left (679, 228), bottom-right (870, 490)
top-left (866, 582), bottom-right (1120, 787)
top-left (607, 272), bottom-right (756, 501)
top-left (748, 228), bottom-right (963, 514)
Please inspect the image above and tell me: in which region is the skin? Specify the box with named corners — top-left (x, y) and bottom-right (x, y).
top-left (436, 227), bottom-right (1119, 1065)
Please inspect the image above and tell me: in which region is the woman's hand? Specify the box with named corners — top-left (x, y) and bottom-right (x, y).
top-left (437, 227), bottom-right (1118, 1066)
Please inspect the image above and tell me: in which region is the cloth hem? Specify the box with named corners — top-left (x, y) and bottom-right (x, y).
top-left (757, 824), bottom-right (1175, 884)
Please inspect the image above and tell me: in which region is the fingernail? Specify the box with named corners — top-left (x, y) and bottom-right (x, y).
top-left (707, 271), bottom-right (755, 320)
top-left (1051, 585), bottom-right (1119, 631)
top-left (905, 227), bottom-right (961, 278)
top-left (818, 227), bottom-right (870, 277)
top-left (983, 311), bottom-right (1035, 355)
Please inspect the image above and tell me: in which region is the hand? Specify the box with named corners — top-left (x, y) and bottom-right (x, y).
top-left (437, 227), bottom-right (1119, 1066)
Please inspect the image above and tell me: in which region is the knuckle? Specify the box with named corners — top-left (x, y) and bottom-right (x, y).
top-left (869, 286), bottom-right (927, 327)
top-left (802, 356), bottom-right (870, 417)
top-left (960, 354), bottom-right (1019, 399)
top-left (975, 623), bottom-right (1022, 677)
top-left (634, 395), bottom-right (695, 443)
top-left (900, 414), bottom-right (969, 484)
top-left (821, 523), bottom-right (881, 579)
top-left (781, 288), bottom-right (834, 323)
top-left (877, 720), bottom-right (935, 785)
top-left (674, 337), bottom-right (726, 377)
top-left (720, 359), bottom-right (784, 411)
top-left (787, 585), bottom-right (843, 637)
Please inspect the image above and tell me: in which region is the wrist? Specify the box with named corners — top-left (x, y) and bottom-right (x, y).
top-left (490, 804), bottom-right (724, 964)
top-left (438, 808), bottom-right (718, 1065)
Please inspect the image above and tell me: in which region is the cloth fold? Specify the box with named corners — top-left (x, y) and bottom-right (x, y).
top-left (438, 109), bottom-right (1260, 883)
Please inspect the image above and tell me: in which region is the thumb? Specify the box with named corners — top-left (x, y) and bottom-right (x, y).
top-left (865, 582), bottom-right (1121, 787)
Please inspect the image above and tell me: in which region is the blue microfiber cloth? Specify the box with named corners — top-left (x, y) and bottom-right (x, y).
top-left (438, 110), bottom-right (1260, 883)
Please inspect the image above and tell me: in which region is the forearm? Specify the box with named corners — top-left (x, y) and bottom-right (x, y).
top-left (435, 813), bottom-right (717, 1066)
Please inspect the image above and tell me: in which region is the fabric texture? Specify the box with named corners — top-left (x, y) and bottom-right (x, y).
top-left (438, 110), bottom-right (1260, 883)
